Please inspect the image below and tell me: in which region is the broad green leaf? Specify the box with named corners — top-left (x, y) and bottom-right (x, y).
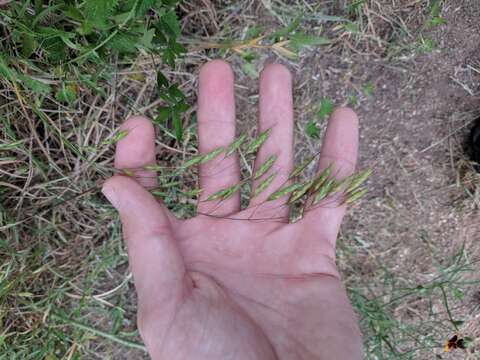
top-left (84, 0), bottom-right (119, 28)
top-left (252, 173), bottom-right (276, 198)
top-left (267, 182), bottom-right (305, 201)
top-left (317, 98), bottom-right (334, 120)
top-left (225, 134), bottom-right (246, 157)
top-left (245, 128), bottom-right (271, 154)
top-left (141, 28), bottom-right (156, 49)
top-left (200, 147), bottom-right (224, 164)
top-left (161, 9), bottom-right (181, 37)
top-left (305, 120), bottom-right (320, 139)
top-left (253, 154), bottom-right (277, 180)
top-left (157, 71), bottom-right (169, 88)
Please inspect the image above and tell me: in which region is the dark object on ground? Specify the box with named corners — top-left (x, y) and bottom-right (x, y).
top-left (470, 118), bottom-right (480, 169)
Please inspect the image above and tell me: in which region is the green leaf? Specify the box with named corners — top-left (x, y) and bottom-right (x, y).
top-left (108, 32), bottom-right (138, 54)
top-left (245, 128), bottom-right (271, 155)
top-left (55, 83), bottom-right (77, 105)
top-left (305, 120), bottom-right (320, 139)
top-left (252, 173), bottom-right (277, 197)
top-left (317, 98), bottom-right (334, 120)
top-left (253, 154), bottom-right (277, 180)
top-left (172, 111), bottom-right (183, 142)
top-left (156, 106), bottom-right (170, 122)
top-left (157, 71), bottom-right (169, 88)
top-left (288, 32), bottom-right (330, 52)
top-left (161, 9), bottom-right (181, 37)
top-left (136, 0), bottom-right (156, 16)
top-left (18, 75), bottom-right (51, 96)
top-left (267, 182), bottom-right (305, 201)
top-left (269, 15), bottom-right (301, 39)
top-left (21, 33), bottom-right (36, 58)
top-left (225, 134), bottom-right (246, 157)
top-left (0, 55), bottom-right (15, 82)
top-left (141, 28), bottom-right (156, 49)
top-left (84, 0), bottom-right (119, 28)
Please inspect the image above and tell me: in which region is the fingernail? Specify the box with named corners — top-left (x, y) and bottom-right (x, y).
top-left (102, 183), bottom-right (120, 209)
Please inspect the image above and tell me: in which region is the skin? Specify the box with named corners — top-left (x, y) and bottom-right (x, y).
top-left (102, 60), bottom-right (363, 359)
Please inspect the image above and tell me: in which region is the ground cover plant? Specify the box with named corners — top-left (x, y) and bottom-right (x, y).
top-left (1, 0), bottom-right (480, 359)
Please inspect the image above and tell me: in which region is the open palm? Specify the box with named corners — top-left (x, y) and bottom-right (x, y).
top-left (103, 61), bottom-right (363, 359)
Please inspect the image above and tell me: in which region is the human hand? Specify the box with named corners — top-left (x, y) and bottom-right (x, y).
top-left (102, 60), bottom-right (362, 359)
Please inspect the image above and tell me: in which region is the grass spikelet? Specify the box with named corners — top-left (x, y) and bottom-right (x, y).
top-left (206, 182), bottom-right (243, 201)
top-left (287, 180), bottom-right (314, 204)
top-left (253, 154), bottom-right (277, 180)
top-left (289, 155), bottom-right (316, 179)
top-left (347, 169), bottom-right (372, 193)
top-left (311, 164), bottom-right (333, 192)
top-left (245, 128), bottom-right (272, 154)
top-left (199, 147), bottom-right (224, 164)
top-left (345, 187), bottom-right (368, 204)
top-left (225, 134), bottom-right (246, 157)
top-left (252, 172), bottom-right (276, 197)
top-left (313, 178), bottom-right (335, 204)
top-left (182, 153), bottom-right (206, 168)
top-left (267, 182), bottom-right (305, 201)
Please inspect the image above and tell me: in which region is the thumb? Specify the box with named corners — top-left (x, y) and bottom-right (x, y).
top-left (102, 175), bottom-right (186, 324)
